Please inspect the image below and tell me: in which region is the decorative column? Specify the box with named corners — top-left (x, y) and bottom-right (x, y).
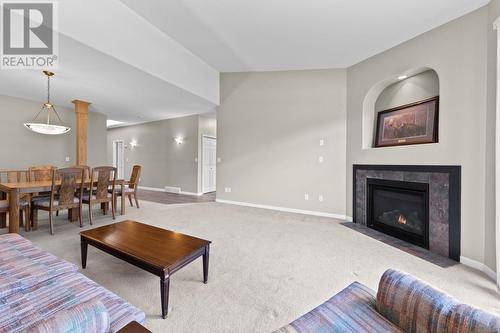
top-left (72, 100), bottom-right (91, 166)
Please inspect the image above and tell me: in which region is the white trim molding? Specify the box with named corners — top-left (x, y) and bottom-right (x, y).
top-left (494, 17), bottom-right (500, 287)
top-left (460, 256), bottom-right (497, 282)
top-left (138, 186), bottom-right (203, 196)
top-left (138, 186), bottom-right (165, 192)
top-left (216, 199), bottom-right (350, 220)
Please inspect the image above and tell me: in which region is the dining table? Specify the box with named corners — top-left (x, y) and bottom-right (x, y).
top-left (0, 179), bottom-right (126, 233)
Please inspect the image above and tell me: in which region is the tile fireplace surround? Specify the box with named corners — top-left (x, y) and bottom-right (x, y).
top-left (353, 165), bottom-right (461, 261)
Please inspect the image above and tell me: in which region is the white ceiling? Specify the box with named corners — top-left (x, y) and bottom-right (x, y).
top-left (121, 0), bottom-right (490, 72)
top-left (0, 0), bottom-right (490, 125)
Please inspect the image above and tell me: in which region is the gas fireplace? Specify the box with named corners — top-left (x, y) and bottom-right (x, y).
top-left (367, 178), bottom-right (429, 249)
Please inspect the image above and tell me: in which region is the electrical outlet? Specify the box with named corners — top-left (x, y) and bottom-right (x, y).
top-left (318, 156), bottom-right (324, 163)
top-left (194, 157), bottom-right (198, 162)
top-left (318, 195), bottom-right (324, 202)
top-left (319, 139), bottom-right (325, 146)
top-left (304, 193), bottom-right (309, 201)
top-left (225, 187), bottom-right (232, 193)
top-left (65, 156), bottom-right (70, 162)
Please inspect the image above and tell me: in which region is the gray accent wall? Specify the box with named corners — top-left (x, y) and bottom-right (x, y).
top-left (0, 94), bottom-right (107, 169)
top-left (107, 114), bottom-right (216, 193)
top-left (217, 70), bottom-right (347, 216)
top-left (346, 7), bottom-right (492, 270)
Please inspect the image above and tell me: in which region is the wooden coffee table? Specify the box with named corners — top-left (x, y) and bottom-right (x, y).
top-left (80, 220), bottom-right (211, 319)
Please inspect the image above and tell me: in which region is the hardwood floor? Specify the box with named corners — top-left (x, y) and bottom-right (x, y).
top-left (137, 190), bottom-right (216, 205)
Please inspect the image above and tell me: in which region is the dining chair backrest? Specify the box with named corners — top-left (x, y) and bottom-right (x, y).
top-left (29, 166), bottom-right (56, 181)
top-left (91, 166), bottom-right (116, 200)
top-left (54, 168), bottom-right (84, 207)
top-left (0, 170), bottom-right (29, 183)
top-left (128, 165), bottom-right (142, 190)
top-left (72, 165), bottom-right (91, 181)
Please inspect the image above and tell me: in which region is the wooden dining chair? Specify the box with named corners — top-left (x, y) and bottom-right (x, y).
top-left (32, 168), bottom-right (85, 235)
top-left (113, 165), bottom-right (141, 210)
top-left (83, 166), bottom-right (116, 224)
top-left (72, 165), bottom-right (91, 181)
top-left (28, 165), bottom-right (57, 204)
top-left (0, 170), bottom-right (30, 230)
top-left (28, 165), bottom-right (56, 181)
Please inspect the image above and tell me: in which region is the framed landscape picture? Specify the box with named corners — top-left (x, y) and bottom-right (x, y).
top-left (374, 96), bottom-right (439, 148)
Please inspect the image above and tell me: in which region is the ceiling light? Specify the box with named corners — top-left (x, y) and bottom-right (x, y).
top-left (24, 71), bottom-right (71, 135)
top-left (107, 119), bottom-right (124, 127)
top-left (398, 75), bottom-right (408, 81)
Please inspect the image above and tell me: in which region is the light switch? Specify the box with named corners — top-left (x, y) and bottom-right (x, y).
top-left (195, 157), bottom-right (198, 162)
top-left (318, 156), bottom-right (324, 163)
top-left (65, 157), bottom-right (70, 162)
top-left (304, 193), bottom-right (309, 201)
top-left (217, 157), bottom-right (221, 163)
top-left (319, 139), bottom-right (325, 146)
top-left (225, 187), bottom-right (232, 193)
top-left (319, 195), bottom-right (324, 202)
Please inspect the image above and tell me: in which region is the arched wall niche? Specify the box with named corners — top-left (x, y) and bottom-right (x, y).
top-left (362, 67), bottom-right (440, 149)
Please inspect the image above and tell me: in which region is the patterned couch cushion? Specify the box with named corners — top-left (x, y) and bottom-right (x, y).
top-left (0, 234), bottom-right (145, 333)
top-left (26, 299), bottom-right (110, 333)
top-left (0, 271), bottom-right (145, 333)
top-left (376, 269), bottom-right (500, 333)
top-left (0, 234), bottom-right (78, 298)
top-left (273, 282), bottom-right (403, 333)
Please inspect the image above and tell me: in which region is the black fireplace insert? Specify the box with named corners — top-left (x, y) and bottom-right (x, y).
top-left (367, 178), bottom-right (429, 249)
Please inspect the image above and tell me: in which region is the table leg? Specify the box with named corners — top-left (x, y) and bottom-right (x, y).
top-left (0, 191), bottom-right (6, 228)
top-left (121, 183), bottom-right (125, 215)
top-left (160, 273), bottom-right (170, 319)
top-left (8, 189), bottom-right (19, 233)
top-left (203, 245), bottom-right (210, 284)
top-left (68, 208), bottom-right (79, 222)
top-left (81, 237), bottom-right (88, 269)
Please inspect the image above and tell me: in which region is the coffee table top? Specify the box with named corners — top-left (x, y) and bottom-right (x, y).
top-left (80, 220), bottom-right (211, 270)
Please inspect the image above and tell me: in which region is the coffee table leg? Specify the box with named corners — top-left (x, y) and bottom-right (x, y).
top-left (81, 237), bottom-right (88, 269)
top-left (203, 245), bottom-right (210, 284)
top-left (160, 274), bottom-right (170, 319)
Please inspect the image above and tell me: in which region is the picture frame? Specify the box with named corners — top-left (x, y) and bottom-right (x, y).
top-left (374, 96), bottom-right (439, 148)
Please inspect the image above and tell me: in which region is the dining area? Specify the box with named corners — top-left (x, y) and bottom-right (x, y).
top-left (0, 165), bottom-right (142, 235)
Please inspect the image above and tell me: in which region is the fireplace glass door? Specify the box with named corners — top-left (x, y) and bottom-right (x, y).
top-left (367, 178), bottom-right (429, 249)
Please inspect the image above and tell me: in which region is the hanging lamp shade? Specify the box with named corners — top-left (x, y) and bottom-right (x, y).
top-left (24, 71), bottom-right (71, 135)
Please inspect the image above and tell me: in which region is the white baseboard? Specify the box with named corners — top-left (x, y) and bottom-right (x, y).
top-left (138, 186), bottom-right (203, 196)
top-left (180, 191), bottom-right (203, 196)
top-left (460, 256), bottom-right (497, 282)
top-left (138, 186), bottom-right (165, 192)
top-left (216, 199), bottom-right (349, 220)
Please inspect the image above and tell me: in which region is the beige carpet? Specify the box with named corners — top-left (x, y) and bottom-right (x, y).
top-left (18, 200), bottom-right (500, 332)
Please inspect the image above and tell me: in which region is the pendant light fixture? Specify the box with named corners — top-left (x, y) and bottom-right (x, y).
top-left (24, 71), bottom-right (71, 135)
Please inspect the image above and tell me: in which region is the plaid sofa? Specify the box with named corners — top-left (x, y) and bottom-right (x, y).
top-left (0, 233), bottom-right (145, 333)
top-left (274, 269), bottom-right (500, 333)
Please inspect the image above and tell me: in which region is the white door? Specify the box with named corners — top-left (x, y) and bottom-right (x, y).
top-left (202, 136), bottom-right (217, 193)
top-left (112, 140), bottom-right (124, 179)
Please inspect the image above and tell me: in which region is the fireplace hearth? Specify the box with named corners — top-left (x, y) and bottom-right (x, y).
top-left (353, 165), bottom-right (461, 261)
top-left (367, 178), bottom-right (429, 249)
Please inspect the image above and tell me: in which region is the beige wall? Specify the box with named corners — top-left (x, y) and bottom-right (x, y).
top-left (0, 94), bottom-right (107, 169)
top-left (346, 7), bottom-right (491, 268)
top-left (217, 70), bottom-right (347, 216)
top-left (107, 114), bottom-right (213, 193)
top-left (375, 70), bottom-right (439, 112)
top-left (485, 0), bottom-right (500, 278)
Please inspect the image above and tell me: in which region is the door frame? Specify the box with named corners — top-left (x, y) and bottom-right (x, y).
top-left (201, 135), bottom-right (217, 194)
top-left (112, 140), bottom-right (124, 179)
